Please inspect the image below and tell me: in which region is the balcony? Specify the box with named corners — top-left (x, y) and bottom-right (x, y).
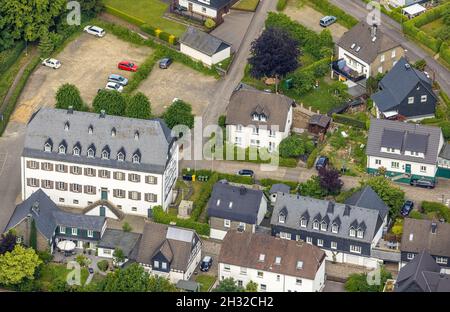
top-left (332, 59), bottom-right (366, 83)
top-left (371, 238), bottom-right (401, 262)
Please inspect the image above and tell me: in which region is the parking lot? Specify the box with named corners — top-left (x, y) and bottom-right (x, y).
top-left (11, 32), bottom-right (152, 124)
top-left (137, 62), bottom-right (219, 116)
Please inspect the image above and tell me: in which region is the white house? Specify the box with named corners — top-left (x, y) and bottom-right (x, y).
top-left (97, 229), bottom-right (141, 266)
top-left (219, 231), bottom-right (326, 292)
top-left (366, 119), bottom-right (445, 182)
top-left (21, 107), bottom-right (179, 218)
top-left (172, 0), bottom-right (239, 25)
top-left (134, 222), bottom-right (202, 284)
top-left (180, 27), bottom-right (231, 67)
top-left (226, 88), bottom-right (294, 153)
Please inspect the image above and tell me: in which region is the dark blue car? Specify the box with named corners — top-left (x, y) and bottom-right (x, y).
top-left (401, 201), bottom-right (414, 216)
top-left (315, 156), bottom-right (329, 171)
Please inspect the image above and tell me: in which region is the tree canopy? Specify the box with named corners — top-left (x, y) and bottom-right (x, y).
top-left (0, 245), bottom-right (42, 286)
top-left (279, 135), bottom-right (314, 158)
top-left (360, 176), bottom-right (405, 217)
top-left (55, 83), bottom-right (84, 111)
top-left (213, 277), bottom-right (244, 292)
top-left (93, 90), bottom-right (126, 116)
top-left (299, 176), bottom-right (327, 199)
top-left (318, 167), bottom-right (343, 195)
top-left (163, 100), bottom-right (195, 129)
top-left (0, 232), bottom-right (16, 255)
top-left (125, 92), bottom-right (152, 119)
top-left (345, 267), bottom-right (392, 292)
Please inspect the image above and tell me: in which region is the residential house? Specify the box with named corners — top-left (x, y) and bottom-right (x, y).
top-left (366, 119), bottom-right (445, 182)
top-left (388, 0), bottom-right (424, 8)
top-left (97, 229), bottom-right (141, 265)
top-left (400, 218), bottom-right (450, 272)
top-left (21, 107), bottom-right (179, 217)
top-left (270, 187), bottom-right (389, 269)
top-left (269, 183), bottom-right (291, 203)
top-left (372, 58), bottom-right (437, 121)
top-left (180, 27), bottom-right (231, 67)
top-left (333, 21), bottom-right (404, 82)
top-left (207, 181), bottom-right (268, 240)
top-left (226, 89), bottom-right (294, 152)
top-left (4, 189), bottom-right (106, 252)
top-left (134, 222), bottom-right (202, 283)
top-left (219, 231), bottom-right (326, 292)
top-left (171, 0), bottom-right (239, 26)
top-left (395, 251), bottom-right (450, 292)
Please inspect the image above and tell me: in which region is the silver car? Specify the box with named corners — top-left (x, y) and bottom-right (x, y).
top-left (105, 82), bottom-right (123, 92)
top-left (84, 25), bottom-right (106, 37)
top-left (108, 74), bottom-right (128, 86)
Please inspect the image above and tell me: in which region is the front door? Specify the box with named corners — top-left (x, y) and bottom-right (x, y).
top-left (405, 164), bottom-right (411, 174)
top-left (101, 188), bottom-right (108, 200)
top-left (188, 3), bottom-right (193, 12)
top-left (99, 206), bottom-right (106, 217)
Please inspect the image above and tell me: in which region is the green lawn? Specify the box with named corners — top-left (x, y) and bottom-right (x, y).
top-left (232, 0), bottom-right (260, 11)
top-left (38, 263), bottom-right (90, 291)
top-left (104, 0), bottom-right (186, 36)
top-left (420, 17), bottom-right (449, 44)
top-left (195, 275), bottom-right (216, 292)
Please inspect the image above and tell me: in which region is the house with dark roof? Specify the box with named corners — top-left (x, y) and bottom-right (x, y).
top-left (270, 187), bottom-right (389, 269)
top-left (395, 251), bottom-right (450, 292)
top-left (22, 107), bottom-right (179, 217)
top-left (171, 0), bottom-right (239, 26)
top-left (226, 88), bottom-right (294, 153)
top-left (333, 21), bottom-right (404, 82)
top-left (269, 183), bottom-right (291, 203)
top-left (366, 119), bottom-right (446, 182)
top-left (180, 27), bottom-right (231, 66)
top-left (207, 181), bottom-right (268, 240)
top-left (372, 58), bottom-right (437, 121)
top-left (4, 189), bottom-right (106, 252)
top-left (400, 218), bottom-right (450, 271)
top-left (133, 222), bottom-right (202, 283)
top-left (97, 229), bottom-right (141, 265)
top-left (219, 231), bottom-right (326, 292)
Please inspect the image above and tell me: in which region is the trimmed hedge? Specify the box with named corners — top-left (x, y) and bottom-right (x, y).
top-left (332, 113), bottom-right (367, 129)
top-left (190, 173), bottom-right (219, 221)
top-left (276, 0), bottom-right (287, 11)
top-left (421, 201), bottom-right (450, 222)
top-left (104, 5), bottom-right (145, 26)
top-left (0, 42), bottom-right (25, 74)
top-left (217, 173), bottom-right (253, 185)
top-left (440, 42), bottom-right (450, 67)
top-left (152, 206), bottom-right (210, 236)
top-left (306, 147), bottom-right (319, 169)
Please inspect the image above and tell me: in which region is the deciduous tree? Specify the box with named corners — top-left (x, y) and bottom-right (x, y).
top-left (0, 232), bottom-right (16, 255)
top-left (93, 90), bottom-right (126, 116)
top-left (213, 277), bottom-right (244, 292)
top-left (163, 99), bottom-right (195, 129)
top-left (125, 92), bottom-right (152, 119)
top-left (0, 245), bottom-right (42, 286)
top-left (55, 83), bottom-right (84, 111)
top-left (318, 167), bottom-right (343, 195)
top-left (360, 176), bottom-right (405, 217)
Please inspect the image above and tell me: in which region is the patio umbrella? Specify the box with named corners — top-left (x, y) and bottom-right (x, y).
top-left (57, 240), bottom-right (76, 251)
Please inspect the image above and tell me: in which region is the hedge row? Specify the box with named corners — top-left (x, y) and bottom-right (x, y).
top-left (440, 42), bottom-right (450, 67)
top-left (332, 113), bottom-right (367, 129)
top-left (421, 201), bottom-right (450, 222)
top-left (306, 147), bottom-right (319, 169)
top-left (0, 42), bottom-right (25, 74)
top-left (152, 206), bottom-right (210, 236)
top-left (190, 173), bottom-right (219, 221)
top-left (276, 0), bottom-right (287, 11)
top-left (125, 53), bottom-right (158, 94)
top-left (304, 0), bottom-right (358, 29)
top-left (104, 5), bottom-right (145, 26)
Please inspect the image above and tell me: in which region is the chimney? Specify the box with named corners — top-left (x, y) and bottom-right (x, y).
top-left (31, 201), bottom-right (40, 216)
top-left (431, 222), bottom-right (437, 234)
top-left (239, 186), bottom-right (247, 195)
top-left (67, 106), bottom-right (73, 114)
top-left (371, 24), bottom-right (377, 38)
top-left (100, 110), bottom-right (106, 118)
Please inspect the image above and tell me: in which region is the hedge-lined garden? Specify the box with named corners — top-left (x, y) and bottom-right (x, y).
top-left (302, 0), bottom-right (358, 29)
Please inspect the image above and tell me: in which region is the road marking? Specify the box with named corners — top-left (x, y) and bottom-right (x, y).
top-left (0, 153), bottom-right (7, 177)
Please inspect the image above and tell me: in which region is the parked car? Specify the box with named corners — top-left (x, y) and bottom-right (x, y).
top-left (118, 61), bottom-right (138, 72)
top-left (200, 256), bottom-right (213, 272)
top-left (108, 74), bottom-right (128, 86)
top-left (410, 178), bottom-right (435, 189)
top-left (320, 16), bottom-right (337, 27)
top-left (88, 268), bottom-right (94, 274)
top-left (105, 82), bottom-right (124, 92)
top-left (315, 156), bottom-right (329, 171)
top-left (159, 57), bottom-right (173, 69)
top-left (237, 169), bottom-right (254, 177)
top-left (400, 200), bottom-right (415, 216)
top-left (83, 25), bottom-right (105, 37)
top-left (42, 58), bottom-right (61, 69)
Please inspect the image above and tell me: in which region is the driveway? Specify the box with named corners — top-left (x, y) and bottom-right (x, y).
top-left (211, 10), bottom-right (255, 53)
top-left (11, 33), bottom-right (152, 124)
top-left (323, 280), bottom-right (345, 292)
top-left (284, 3), bottom-right (348, 41)
top-left (137, 62), bottom-right (219, 116)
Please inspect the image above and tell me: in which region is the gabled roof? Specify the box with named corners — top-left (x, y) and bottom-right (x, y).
top-left (207, 182), bottom-right (265, 224)
top-left (309, 114), bottom-right (331, 128)
top-left (219, 231), bottom-right (326, 280)
top-left (180, 27), bottom-right (230, 56)
top-left (439, 142), bottom-right (450, 160)
top-left (97, 229), bottom-right (141, 257)
top-left (345, 186), bottom-right (389, 221)
top-left (401, 219), bottom-right (450, 257)
top-left (372, 58), bottom-right (437, 112)
top-left (337, 21), bottom-right (400, 64)
top-left (226, 89), bottom-right (294, 132)
top-left (185, 0), bottom-right (237, 10)
top-left (396, 251), bottom-right (450, 292)
top-left (366, 119), bottom-right (443, 165)
top-left (269, 183), bottom-right (291, 194)
top-left (23, 108), bottom-right (175, 174)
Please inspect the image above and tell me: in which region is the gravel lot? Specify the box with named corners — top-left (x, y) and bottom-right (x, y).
top-left (11, 32), bottom-right (152, 124)
top-left (137, 62), bottom-right (218, 116)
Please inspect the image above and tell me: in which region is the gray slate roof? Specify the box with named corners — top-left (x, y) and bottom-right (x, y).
top-left (226, 89), bottom-right (294, 132)
top-left (207, 182), bottom-right (265, 224)
top-left (439, 142), bottom-right (450, 160)
top-left (309, 114), bottom-right (331, 128)
top-left (23, 108), bottom-right (175, 174)
top-left (4, 189), bottom-right (105, 239)
top-left (271, 192), bottom-right (387, 243)
top-left (180, 27), bottom-right (230, 56)
top-left (337, 21), bottom-right (400, 64)
top-left (186, 0), bottom-right (236, 10)
top-left (344, 186), bottom-right (389, 221)
top-left (396, 251), bottom-right (450, 292)
top-left (269, 183), bottom-right (291, 194)
top-left (97, 229), bottom-right (141, 257)
top-left (367, 119), bottom-right (443, 165)
top-left (372, 58), bottom-right (436, 112)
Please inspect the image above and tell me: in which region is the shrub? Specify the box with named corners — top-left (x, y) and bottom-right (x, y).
top-left (306, 147), bottom-right (319, 169)
top-left (97, 260), bottom-right (109, 272)
top-left (276, 0), bottom-right (288, 11)
top-left (55, 83), bottom-right (84, 110)
top-left (279, 134), bottom-right (314, 158)
top-left (191, 173), bottom-right (219, 221)
top-left (104, 5), bottom-right (145, 26)
top-left (421, 201), bottom-right (450, 222)
top-left (332, 114), bottom-right (367, 129)
top-left (125, 54), bottom-right (158, 94)
top-left (440, 42), bottom-right (450, 66)
top-left (92, 90), bottom-right (126, 116)
top-left (298, 176), bottom-right (327, 199)
top-left (140, 24), bottom-right (157, 37)
top-left (122, 222), bottom-right (132, 232)
top-left (152, 207), bottom-right (210, 236)
top-left (204, 18), bottom-right (216, 29)
top-left (408, 210), bottom-right (424, 220)
top-left (0, 42), bottom-right (25, 74)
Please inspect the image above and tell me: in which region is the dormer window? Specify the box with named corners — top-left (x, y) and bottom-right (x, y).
top-left (101, 150), bottom-right (109, 160)
top-left (275, 257), bottom-right (281, 265)
top-left (117, 152), bottom-right (125, 161)
top-left (259, 254), bottom-right (265, 262)
top-left (134, 131), bottom-right (139, 140)
top-left (349, 228), bottom-right (356, 237)
top-left (252, 113), bottom-right (259, 121)
top-left (44, 141), bottom-right (52, 152)
top-left (58, 145), bottom-right (66, 154)
top-left (351, 43), bottom-right (356, 49)
top-left (320, 222), bottom-right (327, 231)
top-left (132, 154), bottom-right (140, 164)
top-left (64, 122), bottom-right (70, 131)
top-left (88, 125), bottom-right (93, 134)
top-left (279, 214), bottom-right (286, 224)
top-left (87, 148), bottom-right (95, 158)
top-left (111, 128), bottom-right (116, 137)
top-left (296, 261), bottom-right (303, 270)
top-left (260, 114), bottom-right (266, 122)
top-left (313, 220), bottom-right (319, 230)
top-left (73, 146), bottom-right (80, 156)
top-left (357, 229), bottom-right (364, 238)
top-left (300, 218), bottom-right (307, 228)
top-left (331, 224), bottom-right (339, 233)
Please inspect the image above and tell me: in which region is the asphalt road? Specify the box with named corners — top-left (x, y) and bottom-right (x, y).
top-left (329, 0), bottom-right (450, 95)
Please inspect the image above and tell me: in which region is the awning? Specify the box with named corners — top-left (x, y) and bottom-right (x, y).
top-left (383, 111), bottom-right (398, 118)
top-left (402, 4), bottom-right (426, 16)
top-left (57, 240), bottom-right (76, 251)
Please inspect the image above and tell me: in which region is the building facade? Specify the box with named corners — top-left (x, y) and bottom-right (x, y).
top-left (172, 0), bottom-right (239, 25)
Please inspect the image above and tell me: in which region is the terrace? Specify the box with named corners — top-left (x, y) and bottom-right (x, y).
top-left (332, 59), bottom-right (366, 83)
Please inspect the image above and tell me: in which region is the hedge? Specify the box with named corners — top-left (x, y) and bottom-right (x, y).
top-left (217, 173), bottom-right (253, 185)
top-left (421, 201), bottom-right (450, 222)
top-left (276, 0), bottom-right (287, 11)
top-left (152, 206), bottom-right (210, 236)
top-left (304, 0), bottom-right (358, 29)
top-left (306, 147), bottom-right (319, 169)
top-left (440, 42), bottom-right (450, 67)
top-left (190, 173), bottom-right (219, 221)
top-left (332, 113), bottom-right (367, 129)
top-left (125, 53), bottom-right (158, 94)
top-left (104, 5), bottom-right (145, 26)
top-left (0, 42), bottom-right (25, 74)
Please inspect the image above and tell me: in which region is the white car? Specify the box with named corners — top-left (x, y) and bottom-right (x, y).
top-left (42, 58), bottom-right (61, 69)
top-left (105, 82), bottom-right (123, 92)
top-left (83, 25), bottom-right (106, 37)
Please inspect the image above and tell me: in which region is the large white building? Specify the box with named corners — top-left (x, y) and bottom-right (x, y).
top-left (21, 108), bottom-right (179, 217)
top-left (225, 88), bottom-right (294, 153)
top-left (219, 231), bottom-right (326, 292)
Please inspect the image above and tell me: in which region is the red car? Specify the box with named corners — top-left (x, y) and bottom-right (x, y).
top-left (118, 61), bottom-right (138, 72)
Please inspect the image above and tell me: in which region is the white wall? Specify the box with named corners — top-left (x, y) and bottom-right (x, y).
top-left (180, 44), bottom-right (230, 67)
top-left (179, 0), bottom-right (218, 18)
top-left (211, 47), bottom-right (231, 65)
top-left (210, 228), bottom-right (227, 240)
top-left (338, 47), bottom-right (371, 77)
top-left (256, 196), bottom-right (268, 226)
top-left (97, 247), bottom-right (114, 258)
top-left (367, 155), bottom-right (437, 178)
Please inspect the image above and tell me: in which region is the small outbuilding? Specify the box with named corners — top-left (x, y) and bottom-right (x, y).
top-left (308, 114), bottom-right (331, 135)
top-left (180, 27), bottom-right (231, 67)
top-left (402, 4), bottom-right (426, 19)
